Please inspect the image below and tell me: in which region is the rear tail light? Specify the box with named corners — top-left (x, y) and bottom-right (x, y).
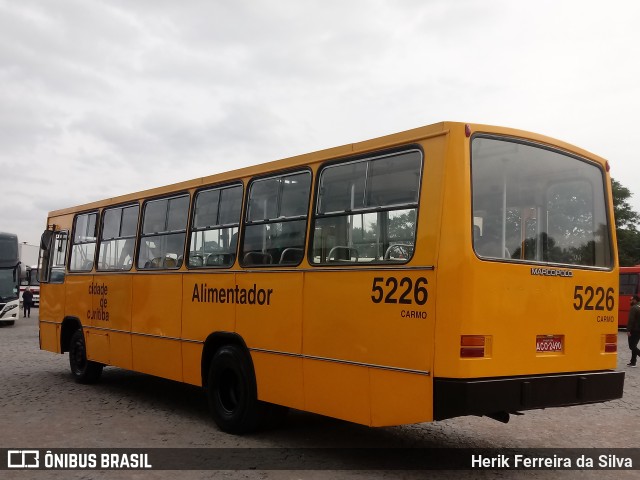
top-left (603, 334), bottom-right (617, 353)
top-left (460, 335), bottom-right (487, 358)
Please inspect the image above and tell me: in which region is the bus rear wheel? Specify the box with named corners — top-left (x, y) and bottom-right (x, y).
top-left (69, 329), bottom-right (103, 384)
top-left (207, 345), bottom-right (265, 434)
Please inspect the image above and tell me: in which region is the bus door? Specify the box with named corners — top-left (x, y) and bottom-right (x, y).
top-left (38, 229), bottom-right (69, 352)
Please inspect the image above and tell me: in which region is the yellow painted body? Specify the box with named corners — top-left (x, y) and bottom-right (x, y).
top-left (38, 122), bottom-right (619, 427)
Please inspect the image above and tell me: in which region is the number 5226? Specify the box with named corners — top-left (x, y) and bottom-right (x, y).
top-left (371, 277), bottom-right (428, 305)
top-left (572, 285), bottom-right (615, 311)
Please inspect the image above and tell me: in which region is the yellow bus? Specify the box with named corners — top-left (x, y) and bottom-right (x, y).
top-left (38, 121), bottom-right (624, 433)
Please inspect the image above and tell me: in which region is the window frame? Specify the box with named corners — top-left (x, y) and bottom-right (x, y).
top-left (97, 202), bottom-right (140, 272)
top-left (69, 211), bottom-right (99, 272)
top-left (187, 182), bottom-right (244, 269)
top-left (470, 134), bottom-right (614, 270)
top-left (309, 147), bottom-right (423, 267)
top-left (137, 192), bottom-right (190, 270)
top-left (39, 230), bottom-right (69, 284)
top-left (240, 168), bottom-right (312, 268)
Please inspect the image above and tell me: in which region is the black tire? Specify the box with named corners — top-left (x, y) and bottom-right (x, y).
top-left (207, 345), bottom-right (266, 434)
top-left (69, 329), bottom-right (103, 384)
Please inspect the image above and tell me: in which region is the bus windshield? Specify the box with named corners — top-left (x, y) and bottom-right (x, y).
top-left (0, 233), bottom-right (19, 302)
top-left (471, 136), bottom-right (612, 268)
top-left (0, 269), bottom-right (17, 301)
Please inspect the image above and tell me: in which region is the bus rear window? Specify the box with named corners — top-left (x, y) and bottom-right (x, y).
top-left (471, 136), bottom-right (612, 268)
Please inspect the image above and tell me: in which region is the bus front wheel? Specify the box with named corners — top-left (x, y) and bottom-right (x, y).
top-left (207, 345), bottom-right (263, 434)
top-left (69, 329), bottom-right (103, 384)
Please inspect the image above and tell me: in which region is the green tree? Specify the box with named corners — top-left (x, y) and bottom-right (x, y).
top-left (612, 179), bottom-right (640, 229)
top-left (612, 179), bottom-right (640, 266)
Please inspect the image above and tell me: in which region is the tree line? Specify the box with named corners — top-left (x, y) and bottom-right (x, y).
top-left (613, 179), bottom-right (640, 266)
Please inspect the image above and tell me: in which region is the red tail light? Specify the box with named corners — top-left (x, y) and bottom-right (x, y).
top-left (603, 334), bottom-right (617, 353)
top-left (461, 335), bottom-right (486, 358)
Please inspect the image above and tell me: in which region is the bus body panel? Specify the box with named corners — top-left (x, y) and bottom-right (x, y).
top-left (301, 269), bottom-right (436, 425)
top-left (302, 270), bottom-right (435, 372)
top-left (182, 341), bottom-right (204, 386)
top-left (94, 274), bottom-right (133, 332)
top-left (183, 273), bottom-right (236, 339)
top-left (64, 276), bottom-right (92, 324)
top-left (435, 124), bottom-right (619, 378)
top-left (303, 359), bottom-right (371, 425)
top-left (236, 271), bottom-right (305, 410)
top-left (130, 274), bottom-right (183, 381)
top-left (131, 335), bottom-right (183, 382)
top-left (436, 191), bottom-right (620, 379)
top-left (108, 330), bottom-right (133, 371)
top-left (235, 272), bottom-right (303, 354)
top-left (87, 274), bottom-right (134, 369)
top-left (85, 329), bottom-right (110, 364)
top-left (251, 350), bottom-right (305, 410)
top-left (36, 121), bottom-right (624, 428)
top-left (436, 260), bottom-right (618, 378)
top-left (132, 274), bottom-right (182, 338)
top-left (39, 320), bottom-right (60, 352)
top-left (291, 130), bottom-right (446, 425)
top-left (40, 283), bottom-right (66, 334)
top-left (369, 368), bottom-right (431, 426)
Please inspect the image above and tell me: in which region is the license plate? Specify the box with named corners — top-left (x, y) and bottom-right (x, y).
top-left (536, 335), bottom-right (563, 353)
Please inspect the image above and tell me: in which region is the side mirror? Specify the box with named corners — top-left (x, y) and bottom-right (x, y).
top-left (41, 230), bottom-right (54, 251)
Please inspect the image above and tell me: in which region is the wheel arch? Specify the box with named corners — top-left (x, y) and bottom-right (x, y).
top-left (60, 316), bottom-right (82, 353)
top-left (201, 331), bottom-right (251, 388)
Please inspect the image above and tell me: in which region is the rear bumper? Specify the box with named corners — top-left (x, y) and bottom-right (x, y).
top-left (434, 370), bottom-right (625, 421)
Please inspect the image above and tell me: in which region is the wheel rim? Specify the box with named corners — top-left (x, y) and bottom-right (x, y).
top-left (218, 368), bottom-right (240, 413)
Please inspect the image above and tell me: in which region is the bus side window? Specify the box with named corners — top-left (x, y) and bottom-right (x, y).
top-left (137, 195), bottom-right (189, 270)
top-left (189, 184), bottom-right (242, 269)
top-left (70, 212), bottom-right (98, 272)
top-left (98, 204), bottom-right (139, 271)
top-left (241, 171), bottom-right (311, 268)
top-left (50, 231), bottom-right (69, 283)
top-left (312, 150), bottom-right (421, 264)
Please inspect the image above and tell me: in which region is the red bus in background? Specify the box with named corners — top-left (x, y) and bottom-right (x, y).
top-left (619, 266), bottom-right (640, 328)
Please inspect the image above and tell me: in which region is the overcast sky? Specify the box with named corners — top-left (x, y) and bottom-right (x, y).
top-left (2, 0), bottom-right (640, 246)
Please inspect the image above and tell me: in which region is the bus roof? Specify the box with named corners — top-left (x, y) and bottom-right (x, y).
top-left (47, 121), bottom-right (608, 217)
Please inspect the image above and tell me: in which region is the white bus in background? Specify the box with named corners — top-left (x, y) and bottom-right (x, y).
top-left (0, 232), bottom-right (20, 326)
top-left (18, 242), bottom-right (40, 309)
